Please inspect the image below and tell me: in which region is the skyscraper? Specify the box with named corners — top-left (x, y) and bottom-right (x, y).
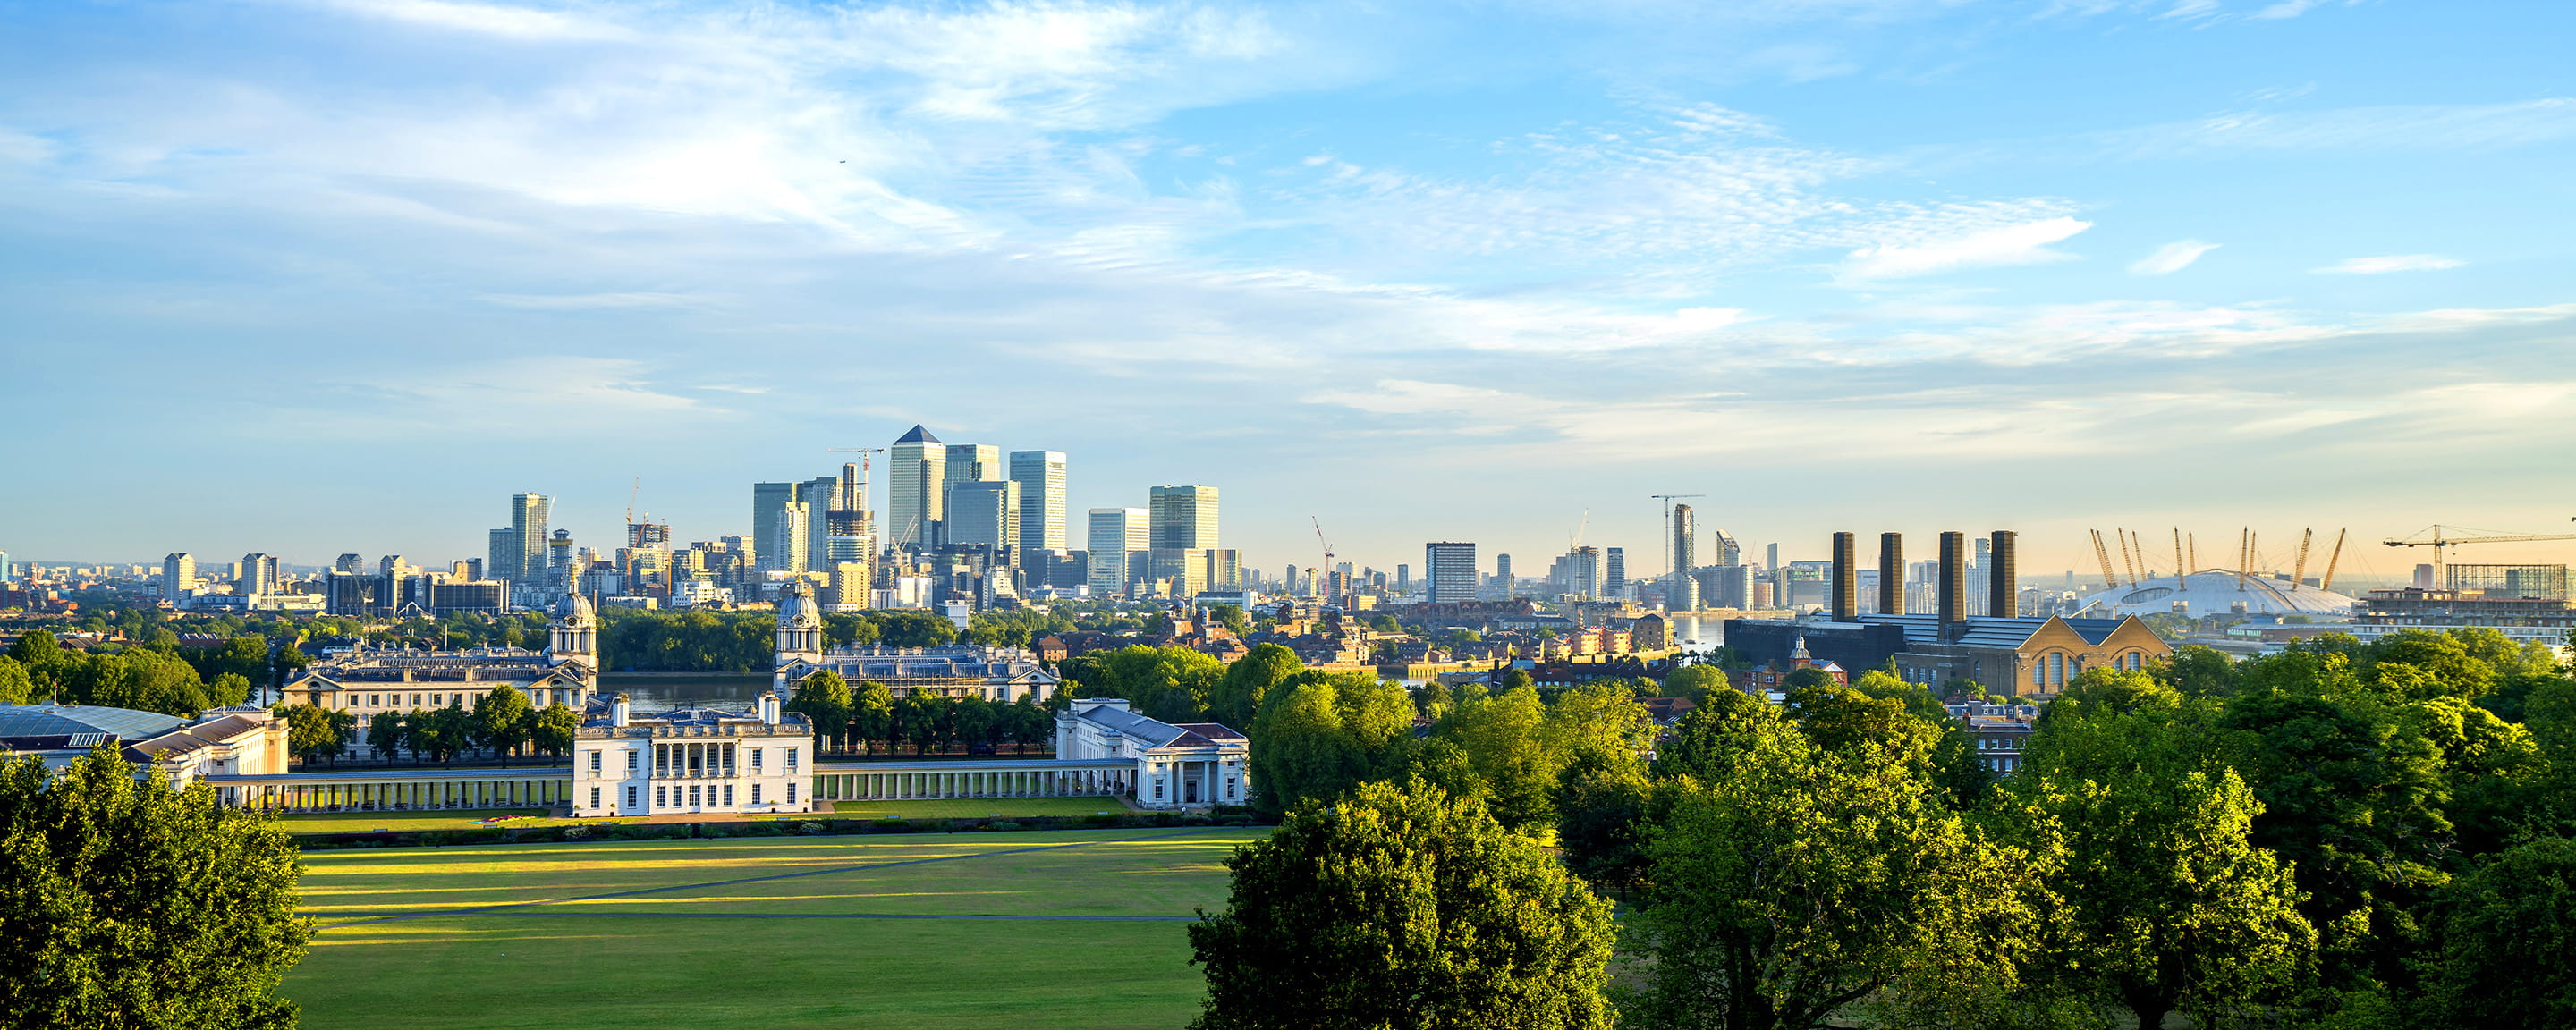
top-left (334, 553), bottom-right (364, 574)
top-left (1424, 542), bottom-right (1477, 604)
top-left (802, 474), bottom-right (839, 575)
top-left (887, 425), bottom-right (945, 549)
top-left (945, 480), bottom-right (1020, 553)
top-left (1009, 450), bottom-right (1068, 554)
top-left (772, 501), bottom-right (810, 576)
top-left (1088, 507), bottom-right (1148, 597)
top-left (1710, 528), bottom-right (1741, 567)
top-left (163, 553), bottom-right (197, 600)
top-left (1148, 485), bottom-right (1219, 550)
top-left (1606, 547), bottom-right (1627, 597)
top-left (1672, 503), bottom-right (1697, 581)
top-left (945, 443), bottom-right (1002, 489)
top-left (752, 481), bottom-right (801, 572)
top-left (504, 494), bottom-right (550, 581)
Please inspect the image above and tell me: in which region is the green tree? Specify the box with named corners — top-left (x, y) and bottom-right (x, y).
top-left (207, 672), bottom-right (252, 708)
top-left (1211, 643), bottom-right (1303, 729)
top-left (1187, 780), bottom-right (1614, 1030)
top-left (365, 711), bottom-right (406, 761)
top-left (1068, 645), bottom-right (1223, 722)
top-left (472, 684), bottom-right (534, 763)
top-left (1661, 663), bottom-right (1729, 705)
top-left (1554, 747), bottom-right (1649, 899)
top-left (0, 747), bottom-right (310, 1029)
top-left (529, 703), bottom-right (580, 759)
top-left (0, 657), bottom-right (30, 705)
top-left (1427, 682), bottom-right (1555, 831)
top-left (274, 704), bottom-right (351, 765)
top-left (849, 680), bottom-right (895, 755)
top-left (953, 694), bottom-right (998, 751)
top-left (2016, 696), bottom-right (2317, 1026)
top-left (1248, 681), bottom-right (1361, 816)
top-left (1628, 701), bottom-right (2041, 1030)
top-left (791, 671), bottom-right (855, 751)
top-left (2421, 835), bottom-right (2576, 1029)
top-left (896, 692), bottom-right (948, 755)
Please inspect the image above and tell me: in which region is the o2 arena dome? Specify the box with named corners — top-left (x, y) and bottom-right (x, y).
top-left (2075, 570), bottom-right (2357, 619)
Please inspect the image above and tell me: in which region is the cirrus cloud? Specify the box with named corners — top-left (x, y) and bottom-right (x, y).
top-left (2313, 254), bottom-right (2463, 274)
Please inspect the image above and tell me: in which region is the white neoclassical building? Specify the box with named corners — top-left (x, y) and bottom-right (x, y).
top-left (283, 591), bottom-right (601, 729)
top-left (1055, 698), bottom-right (1250, 808)
top-left (568, 690), bottom-right (817, 817)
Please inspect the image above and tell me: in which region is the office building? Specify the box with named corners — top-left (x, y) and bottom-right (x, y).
top-left (1149, 485), bottom-right (1219, 551)
top-left (0, 550), bottom-right (11, 583)
top-left (751, 481), bottom-right (798, 572)
top-left (1424, 542), bottom-right (1477, 604)
top-left (163, 553), bottom-right (197, 601)
top-left (945, 443), bottom-right (1003, 487)
top-left (1089, 508), bottom-right (1148, 596)
top-left (1010, 450), bottom-right (1068, 556)
top-left (1606, 547), bottom-right (1627, 597)
top-left (1710, 528), bottom-right (1741, 568)
top-left (1554, 546), bottom-right (1603, 600)
top-left (334, 553), bottom-right (365, 575)
top-left (887, 426), bottom-right (946, 550)
top-left (801, 475), bottom-right (840, 575)
top-left (945, 480), bottom-right (1020, 553)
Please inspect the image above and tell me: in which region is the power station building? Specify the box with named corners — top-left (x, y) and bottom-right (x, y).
top-left (1728, 529), bottom-right (2171, 697)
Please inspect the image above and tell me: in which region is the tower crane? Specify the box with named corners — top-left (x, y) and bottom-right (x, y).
top-left (2384, 524), bottom-right (2576, 588)
top-left (1311, 517), bottom-right (1336, 605)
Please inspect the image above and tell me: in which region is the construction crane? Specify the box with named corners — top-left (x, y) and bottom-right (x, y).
top-left (625, 477), bottom-right (640, 528)
top-left (1652, 494), bottom-right (1705, 582)
top-left (2321, 528), bottom-right (2348, 594)
top-left (826, 446), bottom-right (887, 507)
top-left (2089, 529), bottom-right (2121, 589)
top-left (2383, 524), bottom-right (2576, 588)
top-left (1311, 517), bottom-right (1336, 605)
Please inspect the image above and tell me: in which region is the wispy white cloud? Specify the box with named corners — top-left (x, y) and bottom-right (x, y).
top-left (484, 291), bottom-right (713, 309)
top-left (2089, 98), bottom-right (2576, 156)
top-left (1837, 216), bottom-right (2092, 283)
top-left (2130, 239), bottom-right (2218, 275)
top-left (2313, 254), bottom-right (2462, 274)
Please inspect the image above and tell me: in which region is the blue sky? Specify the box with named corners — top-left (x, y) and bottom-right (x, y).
top-left (4, 0), bottom-right (2572, 580)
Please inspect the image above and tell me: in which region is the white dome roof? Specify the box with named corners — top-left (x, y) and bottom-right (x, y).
top-left (2076, 570), bottom-right (2356, 618)
top-left (554, 591), bottom-right (595, 623)
top-left (778, 580), bottom-right (822, 628)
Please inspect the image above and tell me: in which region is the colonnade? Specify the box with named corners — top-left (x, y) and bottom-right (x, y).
top-left (231, 777), bottom-right (572, 813)
top-left (814, 766), bottom-right (1128, 802)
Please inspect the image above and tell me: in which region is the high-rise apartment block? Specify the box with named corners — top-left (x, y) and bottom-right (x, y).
top-left (1424, 542), bottom-right (1477, 604)
top-left (238, 553), bottom-right (280, 596)
top-left (163, 553), bottom-right (197, 600)
top-left (888, 425), bottom-right (946, 549)
top-left (1088, 507), bottom-right (1148, 597)
top-left (1010, 450), bottom-right (1068, 554)
top-left (1606, 547), bottom-right (1627, 597)
top-left (1672, 503), bottom-right (1697, 580)
top-left (487, 493), bottom-right (551, 583)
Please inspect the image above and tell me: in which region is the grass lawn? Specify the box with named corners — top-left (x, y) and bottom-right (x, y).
top-left (287, 827), bottom-right (1269, 1030)
top-left (272, 798), bottom-right (1131, 835)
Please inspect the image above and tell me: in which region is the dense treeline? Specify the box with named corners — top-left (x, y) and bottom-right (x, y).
top-left (3, 629), bottom-right (268, 716)
top-left (784, 671), bottom-right (1057, 756)
top-left (1186, 628), bottom-right (2576, 1030)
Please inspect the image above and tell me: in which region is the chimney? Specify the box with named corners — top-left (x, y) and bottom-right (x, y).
top-left (611, 692), bottom-right (631, 728)
top-left (1878, 533), bottom-right (1904, 616)
top-left (1988, 531), bottom-right (2018, 619)
top-left (1938, 531), bottom-right (1966, 636)
top-left (1829, 532), bottom-right (1857, 621)
top-left (758, 690), bottom-right (782, 725)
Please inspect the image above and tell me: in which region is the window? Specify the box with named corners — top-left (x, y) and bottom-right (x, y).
top-left (750, 748), bottom-right (763, 770)
top-left (656, 786), bottom-right (666, 806)
top-left (2030, 661), bottom-right (2044, 687)
top-left (588, 752), bottom-right (602, 772)
top-left (751, 784), bottom-right (762, 805)
top-left (1154, 783), bottom-right (1165, 800)
top-left (369, 695), bottom-right (380, 706)
top-left (786, 782), bottom-right (796, 803)
top-left (432, 694), bottom-right (444, 705)
top-left (723, 785), bottom-right (733, 805)
top-left (589, 787), bottom-right (600, 807)
top-left (785, 747), bottom-right (798, 772)
top-left (1225, 777), bottom-right (1237, 798)
top-left (626, 751), bottom-right (638, 771)
top-left (625, 786), bottom-right (636, 807)
top-left (690, 786), bottom-right (702, 806)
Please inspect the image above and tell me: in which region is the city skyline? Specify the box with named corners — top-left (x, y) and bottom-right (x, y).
top-left (4, 2), bottom-right (2574, 576)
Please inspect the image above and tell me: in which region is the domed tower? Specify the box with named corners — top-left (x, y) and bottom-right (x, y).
top-left (547, 591), bottom-right (597, 667)
top-left (775, 579), bottom-right (825, 670)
